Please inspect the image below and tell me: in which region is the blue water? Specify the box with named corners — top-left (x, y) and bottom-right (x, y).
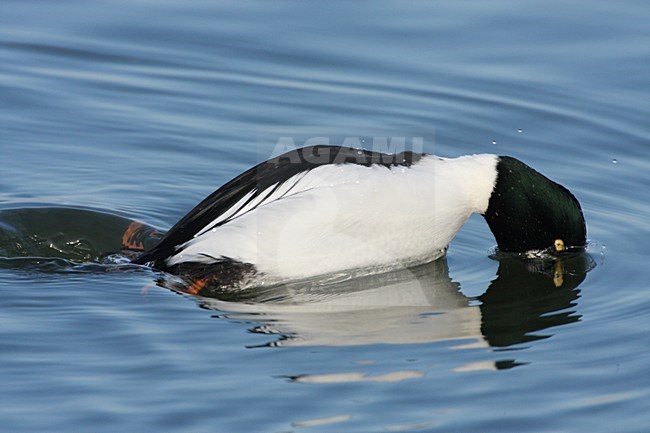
top-left (2, 1), bottom-right (650, 432)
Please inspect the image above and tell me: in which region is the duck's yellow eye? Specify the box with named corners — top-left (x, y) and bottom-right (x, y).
top-left (554, 239), bottom-right (565, 252)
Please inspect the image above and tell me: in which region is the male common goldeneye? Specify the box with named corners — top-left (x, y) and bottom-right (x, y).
top-left (132, 145), bottom-right (586, 292)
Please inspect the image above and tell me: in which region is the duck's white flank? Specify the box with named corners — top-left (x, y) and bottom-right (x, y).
top-left (166, 154), bottom-right (499, 279)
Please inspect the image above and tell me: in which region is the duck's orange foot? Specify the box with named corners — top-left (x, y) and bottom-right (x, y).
top-left (122, 222), bottom-right (146, 251)
top-left (185, 278), bottom-right (208, 295)
top-left (121, 221), bottom-right (164, 252)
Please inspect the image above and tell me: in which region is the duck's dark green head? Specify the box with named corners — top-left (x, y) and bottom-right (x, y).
top-left (483, 156), bottom-right (586, 254)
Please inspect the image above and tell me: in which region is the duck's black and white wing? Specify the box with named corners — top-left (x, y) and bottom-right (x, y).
top-left (133, 145), bottom-right (423, 270)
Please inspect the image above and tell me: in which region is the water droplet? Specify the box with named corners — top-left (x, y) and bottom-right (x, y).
top-left (517, 128), bottom-right (523, 133)
top-left (612, 158), bottom-right (618, 164)
top-left (491, 140), bottom-right (497, 145)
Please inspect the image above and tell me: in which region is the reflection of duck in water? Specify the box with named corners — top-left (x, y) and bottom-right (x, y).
top-left (188, 254), bottom-right (591, 350)
top-left (479, 254), bottom-right (589, 348)
top-left (130, 145), bottom-right (587, 292)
